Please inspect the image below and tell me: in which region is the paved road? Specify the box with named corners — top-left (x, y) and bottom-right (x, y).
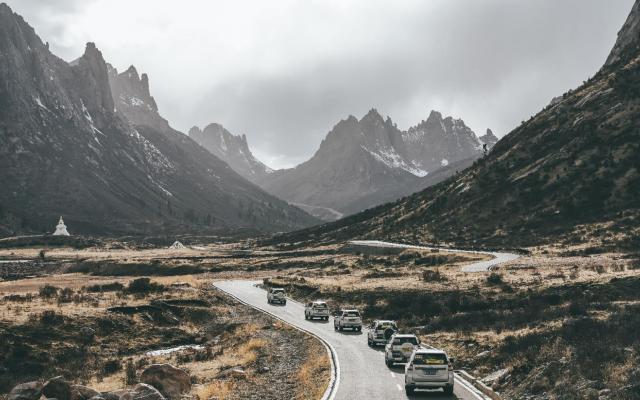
top-left (214, 280), bottom-right (490, 400)
top-left (348, 240), bottom-right (521, 272)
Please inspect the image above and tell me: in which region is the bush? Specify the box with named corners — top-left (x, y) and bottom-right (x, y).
top-left (85, 282), bottom-right (125, 292)
top-left (124, 359), bottom-right (137, 385)
top-left (125, 278), bottom-right (165, 293)
top-left (40, 310), bottom-right (64, 325)
top-left (39, 285), bottom-right (59, 299)
top-left (422, 269), bottom-right (447, 282)
top-left (486, 273), bottom-right (504, 285)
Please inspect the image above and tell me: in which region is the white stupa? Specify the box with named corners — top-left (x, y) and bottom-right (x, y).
top-left (169, 240), bottom-right (185, 249)
top-left (52, 216), bottom-right (70, 236)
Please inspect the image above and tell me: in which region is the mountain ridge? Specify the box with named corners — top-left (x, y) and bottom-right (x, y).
top-left (0, 3), bottom-right (318, 236)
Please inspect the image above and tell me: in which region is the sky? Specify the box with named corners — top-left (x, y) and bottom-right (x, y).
top-left (5, 0), bottom-right (635, 169)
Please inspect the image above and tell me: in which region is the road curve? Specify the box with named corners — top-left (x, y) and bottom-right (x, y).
top-left (214, 280), bottom-right (491, 400)
top-left (348, 240), bottom-right (520, 272)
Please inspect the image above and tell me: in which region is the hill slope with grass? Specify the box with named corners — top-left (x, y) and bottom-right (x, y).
top-left (271, 2), bottom-right (640, 250)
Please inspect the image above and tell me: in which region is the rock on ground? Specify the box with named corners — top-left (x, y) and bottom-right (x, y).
top-left (8, 382), bottom-right (43, 400)
top-left (42, 376), bottom-right (73, 400)
top-left (140, 364), bottom-right (190, 399)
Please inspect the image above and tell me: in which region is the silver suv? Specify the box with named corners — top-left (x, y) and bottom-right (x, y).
top-left (367, 320), bottom-right (398, 346)
top-left (384, 333), bottom-right (420, 367)
top-left (333, 309), bottom-right (362, 331)
top-left (267, 287), bottom-right (286, 305)
top-left (404, 348), bottom-right (454, 395)
top-left (304, 301), bottom-right (329, 321)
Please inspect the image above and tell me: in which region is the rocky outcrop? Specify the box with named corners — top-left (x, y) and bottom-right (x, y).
top-left (605, 0), bottom-right (640, 66)
top-left (42, 376), bottom-right (73, 400)
top-left (7, 382), bottom-right (43, 400)
top-left (479, 129), bottom-right (499, 149)
top-left (189, 123), bottom-right (273, 182)
top-left (140, 364), bottom-right (191, 399)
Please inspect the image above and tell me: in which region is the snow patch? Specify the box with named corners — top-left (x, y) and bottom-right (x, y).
top-left (362, 145), bottom-right (428, 177)
top-left (441, 159), bottom-right (449, 167)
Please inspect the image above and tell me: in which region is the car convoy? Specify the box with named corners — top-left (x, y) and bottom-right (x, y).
top-left (266, 288), bottom-right (456, 396)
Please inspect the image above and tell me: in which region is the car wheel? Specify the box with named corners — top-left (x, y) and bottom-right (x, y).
top-left (444, 384), bottom-right (454, 395)
top-left (385, 358), bottom-right (392, 368)
top-left (283, 300), bottom-right (287, 305)
top-left (405, 386), bottom-right (415, 396)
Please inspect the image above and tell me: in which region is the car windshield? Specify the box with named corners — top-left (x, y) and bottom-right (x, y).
top-left (413, 353), bottom-right (447, 365)
top-left (344, 311), bottom-right (360, 317)
top-left (313, 303), bottom-right (327, 309)
top-left (377, 322), bottom-right (396, 330)
top-left (393, 337), bottom-right (418, 345)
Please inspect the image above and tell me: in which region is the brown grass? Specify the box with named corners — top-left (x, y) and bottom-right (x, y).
top-left (294, 338), bottom-right (330, 400)
top-left (196, 381), bottom-right (235, 400)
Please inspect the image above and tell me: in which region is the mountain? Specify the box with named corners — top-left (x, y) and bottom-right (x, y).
top-left (270, 2), bottom-right (640, 250)
top-left (403, 111), bottom-right (484, 171)
top-left (258, 109), bottom-right (492, 221)
top-left (188, 123), bottom-right (273, 182)
top-left (0, 3), bottom-right (317, 236)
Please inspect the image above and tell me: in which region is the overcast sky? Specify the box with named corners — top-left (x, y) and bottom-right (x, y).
top-left (5, 0), bottom-right (635, 168)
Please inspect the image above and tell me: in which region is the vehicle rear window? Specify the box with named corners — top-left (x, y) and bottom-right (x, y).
top-left (378, 322), bottom-right (396, 330)
top-left (413, 353), bottom-right (447, 365)
top-left (344, 311), bottom-right (360, 317)
top-left (393, 337), bottom-right (418, 345)
top-left (313, 303), bottom-right (327, 309)
top-left (273, 289), bottom-right (284, 293)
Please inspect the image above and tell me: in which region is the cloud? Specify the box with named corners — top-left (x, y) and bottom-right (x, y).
top-left (4, 0), bottom-right (635, 168)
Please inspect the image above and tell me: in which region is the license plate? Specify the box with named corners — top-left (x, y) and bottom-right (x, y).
top-left (424, 369), bottom-right (437, 375)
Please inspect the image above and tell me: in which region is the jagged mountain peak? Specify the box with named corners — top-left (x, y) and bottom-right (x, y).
top-left (605, 0), bottom-right (640, 67)
top-left (189, 122), bottom-right (273, 182)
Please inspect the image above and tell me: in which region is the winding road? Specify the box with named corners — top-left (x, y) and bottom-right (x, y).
top-left (214, 280), bottom-right (492, 400)
top-left (348, 240), bottom-right (521, 272)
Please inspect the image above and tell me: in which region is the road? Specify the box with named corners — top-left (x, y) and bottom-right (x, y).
top-left (214, 280), bottom-right (491, 400)
top-left (348, 240), bottom-right (521, 272)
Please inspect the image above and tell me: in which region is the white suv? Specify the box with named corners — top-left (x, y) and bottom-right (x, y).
top-left (384, 333), bottom-right (420, 367)
top-left (304, 301), bottom-right (329, 321)
top-left (267, 287), bottom-right (286, 305)
top-left (333, 309), bottom-right (362, 331)
top-left (404, 348), bottom-right (455, 395)
top-left (367, 320), bottom-right (398, 346)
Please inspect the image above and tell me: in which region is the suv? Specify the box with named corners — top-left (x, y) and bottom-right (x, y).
top-left (267, 287), bottom-right (286, 305)
top-left (367, 320), bottom-right (398, 346)
top-left (304, 301), bottom-right (329, 320)
top-left (334, 309), bottom-right (362, 331)
top-left (384, 333), bottom-right (420, 367)
top-left (404, 348), bottom-right (454, 395)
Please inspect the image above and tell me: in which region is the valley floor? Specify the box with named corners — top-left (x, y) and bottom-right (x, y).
top-left (0, 239), bottom-right (638, 399)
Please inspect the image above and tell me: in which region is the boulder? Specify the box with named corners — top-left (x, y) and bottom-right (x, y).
top-left (132, 384), bottom-right (165, 400)
top-left (103, 390), bottom-right (133, 400)
top-left (8, 382), bottom-right (43, 400)
top-left (72, 385), bottom-right (101, 400)
top-left (140, 364), bottom-right (190, 399)
top-left (43, 376), bottom-right (73, 400)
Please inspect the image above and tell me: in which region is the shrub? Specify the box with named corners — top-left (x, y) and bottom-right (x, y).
top-left (85, 282), bottom-right (125, 292)
top-left (124, 359), bottom-right (137, 385)
top-left (422, 269), bottom-right (447, 282)
top-left (39, 285), bottom-right (59, 299)
top-left (125, 278), bottom-right (165, 294)
top-left (40, 310), bottom-right (64, 325)
top-left (486, 273), bottom-right (504, 285)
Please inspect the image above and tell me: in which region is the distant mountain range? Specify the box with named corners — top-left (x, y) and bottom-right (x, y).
top-left (270, 0), bottom-right (640, 250)
top-left (188, 124), bottom-right (273, 182)
top-left (192, 109), bottom-right (497, 220)
top-left (0, 3), bottom-right (317, 236)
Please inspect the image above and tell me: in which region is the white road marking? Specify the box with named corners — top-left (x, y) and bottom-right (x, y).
top-left (390, 372), bottom-right (396, 378)
top-left (396, 384), bottom-right (403, 391)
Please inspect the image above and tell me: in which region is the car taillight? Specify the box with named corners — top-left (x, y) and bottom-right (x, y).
top-left (448, 362), bottom-right (452, 369)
